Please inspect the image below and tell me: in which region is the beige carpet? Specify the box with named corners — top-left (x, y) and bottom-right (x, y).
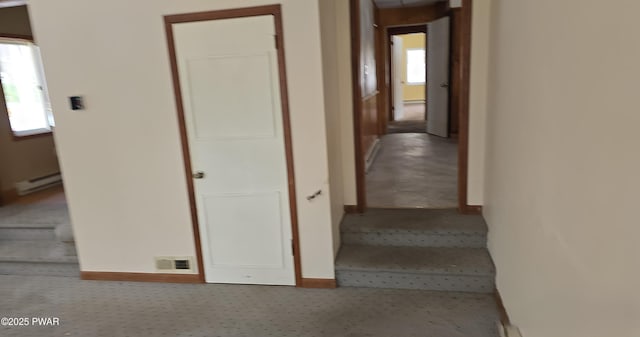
top-left (0, 274), bottom-right (500, 337)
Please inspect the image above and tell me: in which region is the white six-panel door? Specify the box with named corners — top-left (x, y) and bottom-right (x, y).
top-left (173, 15), bottom-right (295, 285)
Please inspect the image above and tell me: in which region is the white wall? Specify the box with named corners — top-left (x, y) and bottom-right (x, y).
top-left (331, 0), bottom-right (489, 207)
top-left (484, 0), bottom-right (640, 336)
top-left (467, 0), bottom-right (491, 204)
top-left (336, 0), bottom-right (357, 207)
top-left (319, 0), bottom-right (346, 257)
top-left (319, 0), bottom-right (358, 255)
top-left (28, 0), bottom-right (336, 279)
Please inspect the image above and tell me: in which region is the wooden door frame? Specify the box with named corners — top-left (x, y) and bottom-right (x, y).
top-left (351, 0), bottom-right (480, 214)
top-left (164, 4), bottom-right (303, 286)
top-left (386, 25), bottom-right (428, 122)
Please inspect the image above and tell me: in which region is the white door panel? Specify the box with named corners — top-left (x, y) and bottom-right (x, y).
top-left (185, 54), bottom-right (277, 139)
top-left (427, 16), bottom-right (450, 137)
top-left (205, 193), bottom-right (284, 268)
top-left (392, 36), bottom-right (404, 120)
top-left (174, 15), bottom-right (295, 285)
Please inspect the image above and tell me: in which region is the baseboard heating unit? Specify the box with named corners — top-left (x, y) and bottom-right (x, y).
top-left (15, 173), bottom-right (62, 196)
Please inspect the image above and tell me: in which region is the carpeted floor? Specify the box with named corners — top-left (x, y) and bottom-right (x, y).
top-left (0, 274), bottom-right (500, 337)
top-left (0, 187), bottom-right (77, 276)
top-left (367, 133), bottom-right (458, 208)
top-left (0, 203), bottom-right (70, 227)
top-left (0, 186), bottom-right (69, 228)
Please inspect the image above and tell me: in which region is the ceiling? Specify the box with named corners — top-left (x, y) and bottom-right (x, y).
top-left (374, 0), bottom-right (445, 9)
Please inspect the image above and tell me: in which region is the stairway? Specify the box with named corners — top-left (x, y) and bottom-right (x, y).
top-left (335, 208), bottom-right (495, 293)
top-left (0, 203), bottom-right (79, 277)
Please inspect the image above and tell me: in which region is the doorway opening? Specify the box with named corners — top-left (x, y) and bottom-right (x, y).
top-left (165, 5), bottom-right (302, 286)
top-left (388, 29), bottom-right (427, 134)
top-left (351, 0), bottom-right (476, 213)
top-left (0, 4), bottom-right (77, 278)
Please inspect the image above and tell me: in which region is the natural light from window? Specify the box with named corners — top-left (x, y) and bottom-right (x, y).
top-left (0, 38), bottom-right (54, 137)
top-left (406, 48), bottom-right (426, 85)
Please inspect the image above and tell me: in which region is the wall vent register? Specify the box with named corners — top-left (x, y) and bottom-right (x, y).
top-left (154, 257), bottom-right (194, 273)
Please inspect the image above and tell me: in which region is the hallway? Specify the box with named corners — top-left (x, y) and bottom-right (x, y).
top-left (366, 133), bottom-right (457, 208)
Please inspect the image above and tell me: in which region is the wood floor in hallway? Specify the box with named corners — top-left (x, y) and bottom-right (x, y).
top-left (366, 133), bottom-right (457, 208)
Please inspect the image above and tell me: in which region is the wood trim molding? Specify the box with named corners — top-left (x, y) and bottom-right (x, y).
top-left (374, 4), bottom-right (386, 136)
top-left (344, 205), bottom-right (358, 213)
top-left (300, 278), bottom-right (337, 289)
top-left (164, 4), bottom-right (303, 286)
top-left (462, 205), bottom-right (482, 215)
top-left (272, 7), bottom-right (304, 288)
top-left (164, 5), bottom-right (281, 24)
top-left (378, 2), bottom-right (449, 27)
top-left (164, 15), bottom-right (205, 284)
top-left (457, 0), bottom-right (475, 213)
top-left (387, 25), bottom-right (427, 35)
top-left (81, 271), bottom-right (202, 284)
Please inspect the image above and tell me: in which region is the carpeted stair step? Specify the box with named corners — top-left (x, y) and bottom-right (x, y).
top-left (335, 244), bottom-right (495, 293)
top-left (341, 208), bottom-right (487, 248)
top-left (0, 223), bottom-right (57, 241)
top-left (0, 240), bottom-right (79, 277)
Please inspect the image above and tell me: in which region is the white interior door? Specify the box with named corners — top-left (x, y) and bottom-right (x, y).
top-left (173, 16), bottom-right (295, 285)
top-left (426, 16), bottom-right (450, 137)
top-left (391, 36), bottom-right (404, 120)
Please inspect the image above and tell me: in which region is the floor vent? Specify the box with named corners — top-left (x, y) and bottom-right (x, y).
top-left (155, 257), bottom-right (194, 273)
top-left (15, 173), bottom-right (62, 196)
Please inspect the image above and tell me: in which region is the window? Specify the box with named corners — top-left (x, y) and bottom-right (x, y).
top-left (406, 48), bottom-right (426, 85)
top-left (0, 38), bottom-right (54, 137)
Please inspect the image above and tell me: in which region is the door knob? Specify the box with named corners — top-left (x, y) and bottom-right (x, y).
top-left (192, 171), bottom-right (205, 179)
top-left (440, 82), bottom-right (449, 88)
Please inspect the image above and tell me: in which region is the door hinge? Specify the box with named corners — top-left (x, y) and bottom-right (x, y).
top-left (291, 239), bottom-right (295, 256)
top-left (274, 35), bottom-right (279, 50)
